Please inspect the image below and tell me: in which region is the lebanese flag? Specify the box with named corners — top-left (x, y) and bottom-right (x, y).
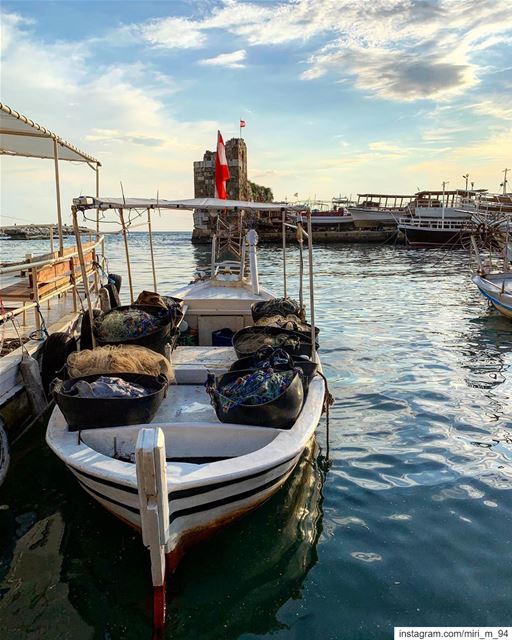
top-left (215, 130), bottom-right (230, 199)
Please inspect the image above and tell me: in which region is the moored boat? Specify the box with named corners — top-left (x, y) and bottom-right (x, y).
top-left (46, 195), bottom-right (329, 630)
top-left (0, 102), bottom-right (104, 485)
top-left (348, 193), bottom-right (414, 229)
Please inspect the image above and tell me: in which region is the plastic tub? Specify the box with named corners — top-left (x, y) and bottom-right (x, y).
top-left (53, 372), bottom-right (168, 431)
top-left (94, 305), bottom-right (172, 356)
top-left (209, 369), bottom-right (304, 429)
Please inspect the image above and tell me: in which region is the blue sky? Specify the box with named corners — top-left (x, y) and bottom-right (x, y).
top-left (1, 0), bottom-right (511, 230)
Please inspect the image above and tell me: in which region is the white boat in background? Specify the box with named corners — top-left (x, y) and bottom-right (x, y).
top-left (348, 193), bottom-right (414, 229)
top-left (472, 272), bottom-right (512, 318)
top-left (46, 196), bottom-right (328, 630)
top-left (470, 212), bottom-right (512, 318)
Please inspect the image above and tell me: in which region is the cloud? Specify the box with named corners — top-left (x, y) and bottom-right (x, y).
top-left (303, 45), bottom-right (477, 101)
top-left (124, 0), bottom-right (511, 105)
top-left (199, 49), bottom-right (246, 68)
top-left (126, 16), bottom-right (206, 49)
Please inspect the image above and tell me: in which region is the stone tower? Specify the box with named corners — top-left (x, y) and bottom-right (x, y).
top-left (192, 138), bottom-right (250, 240)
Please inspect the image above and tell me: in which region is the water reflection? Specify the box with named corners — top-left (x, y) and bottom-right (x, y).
top-left (0, 430), bottom-right (326, 639)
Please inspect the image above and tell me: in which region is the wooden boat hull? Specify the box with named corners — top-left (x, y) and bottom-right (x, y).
top-left (400, 225), bottom-right (471, 248)
top-left (348, 208), bottom-right (398, 229)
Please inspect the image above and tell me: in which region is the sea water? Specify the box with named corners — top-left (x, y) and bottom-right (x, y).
top-left (0, 232), bottom-right (511, 639)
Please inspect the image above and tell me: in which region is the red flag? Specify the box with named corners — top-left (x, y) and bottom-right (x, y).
top-left (240, 119), bottom-right (246, 128)
top-left (215, 130), bottom-right (230, 199)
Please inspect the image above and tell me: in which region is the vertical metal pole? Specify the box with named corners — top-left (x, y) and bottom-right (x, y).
top-left (95, 164), bottom-right (100, 238)
top-left (306, 211), bottom-right (316, 361)
top-left (53, 139), bottom-right (64, 255)
top-left (211, 234), bottom-right (217, 279)
top-left (147, 209), bottom-right (158, 292)
top-left (119, 209), bottom-right (134, 303)
top-left (282, 210), bottom-right (287, 298)
top-left (72, 208), bottom-right (96, 348)
top-left (49, 225), bottom-right (54, 254)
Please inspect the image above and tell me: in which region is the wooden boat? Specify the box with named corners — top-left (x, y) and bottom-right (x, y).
top-left (0, 102), bottom-right (103, 485)
top-left (46, 196), bottom-right (328, 629)
top-left (348, 193), bottom-right (414, 229)
top-left (397, 216), bottom-right (473, 248)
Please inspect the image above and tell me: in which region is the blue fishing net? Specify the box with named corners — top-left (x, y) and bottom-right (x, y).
top-left (209, 369), bottom-right (295, 412)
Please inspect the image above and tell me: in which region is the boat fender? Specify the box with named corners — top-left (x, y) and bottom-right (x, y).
top-left (0, 418), bottom-right (10, 487)
top-left (107, 273), bottom-right (122, 294)
top-left (98, 287), bottom-right (111, 312)
top-left (104, 283), bottom-right (121, 309)
top-left (41, 332), bottom-right (78, 396)
top-left (20, 353), bottom-right (47, 412)
top-left (80, 309), bottom-right (103, 351)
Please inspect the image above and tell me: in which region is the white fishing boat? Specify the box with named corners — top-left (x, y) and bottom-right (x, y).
top-left (46, 196), bottom-right (329, 629)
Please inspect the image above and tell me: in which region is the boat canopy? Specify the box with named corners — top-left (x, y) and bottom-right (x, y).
top-left (0, 102), bottom-right (99, 164)
top-left (73, 196), bottom-right (300, 213)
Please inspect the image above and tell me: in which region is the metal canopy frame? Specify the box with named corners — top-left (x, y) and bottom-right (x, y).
top-left (0, 103), bottom-right (101, 254)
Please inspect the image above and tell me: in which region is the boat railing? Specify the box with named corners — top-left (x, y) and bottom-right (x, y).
top-left (398, 217), bottom-right (472, 230)
top-left (0, 236), bottom-right (104, 328)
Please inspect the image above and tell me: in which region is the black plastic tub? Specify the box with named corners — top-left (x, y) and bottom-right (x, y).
top-left (210, 369), bottom-right (304, 429)
top-left (53, 372), bottom-right (168, 431)
top-left (232, 326), bottom-right (316, 359)
top-left (229, 351), bottom-right (318, 390)
top-left (94, 305), bottom-right (173, 356)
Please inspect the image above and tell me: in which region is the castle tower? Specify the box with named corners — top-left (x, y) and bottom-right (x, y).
top-left (192, 138), bottom-right (250, 239)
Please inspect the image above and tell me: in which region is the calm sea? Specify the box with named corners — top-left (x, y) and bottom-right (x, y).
top-left (1, 232), bottom-right (511, 639)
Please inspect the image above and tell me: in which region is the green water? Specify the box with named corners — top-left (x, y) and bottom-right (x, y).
top-left (1, 233), bottom-right (511, 639)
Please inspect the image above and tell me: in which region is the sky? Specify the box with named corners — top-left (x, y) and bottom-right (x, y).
top-left (1, 0), bottom-right (511, 231)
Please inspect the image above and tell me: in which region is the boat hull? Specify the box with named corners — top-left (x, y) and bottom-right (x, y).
top-left (472, 274), bottom-right (512, 318)
top-left (348, 208), bottom-right (398, 229)
top-left (400, 225), bottom-right (470, 248)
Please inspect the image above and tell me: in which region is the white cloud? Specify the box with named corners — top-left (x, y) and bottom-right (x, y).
top-left (126, 16), bottom-right (206, 49)
top-left (199, 49), bottom-right (246, 68)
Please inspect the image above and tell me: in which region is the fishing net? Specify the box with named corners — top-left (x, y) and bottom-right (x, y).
top-left (136, 291), bottom-right (168, 309)
top-left (95, 308), bottom-right (167, 341)
top-left (251, 298), bottom-right (304, 321)
top-left (254, 314), bottom-right (310, 332)
top-left (209, 369), bottom-right (295, 411)
top-left (235, 331), bottom-right (302, 355)
top-left (67, 344), bottom-right (175, 383)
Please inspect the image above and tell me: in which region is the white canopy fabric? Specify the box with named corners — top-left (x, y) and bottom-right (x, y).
top-left (73, 196), bottom-right (300, 212)
top-left (0, 103), bottom-right (99, 164)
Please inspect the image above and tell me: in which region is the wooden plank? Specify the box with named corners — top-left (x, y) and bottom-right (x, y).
top-left (0, 282), bottom-right (32, 300)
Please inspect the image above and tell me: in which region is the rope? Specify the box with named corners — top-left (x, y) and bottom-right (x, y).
top-left (317, 370), bottom-right (334, 468)
top-left (28, 303), bottom-right (49, 341)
